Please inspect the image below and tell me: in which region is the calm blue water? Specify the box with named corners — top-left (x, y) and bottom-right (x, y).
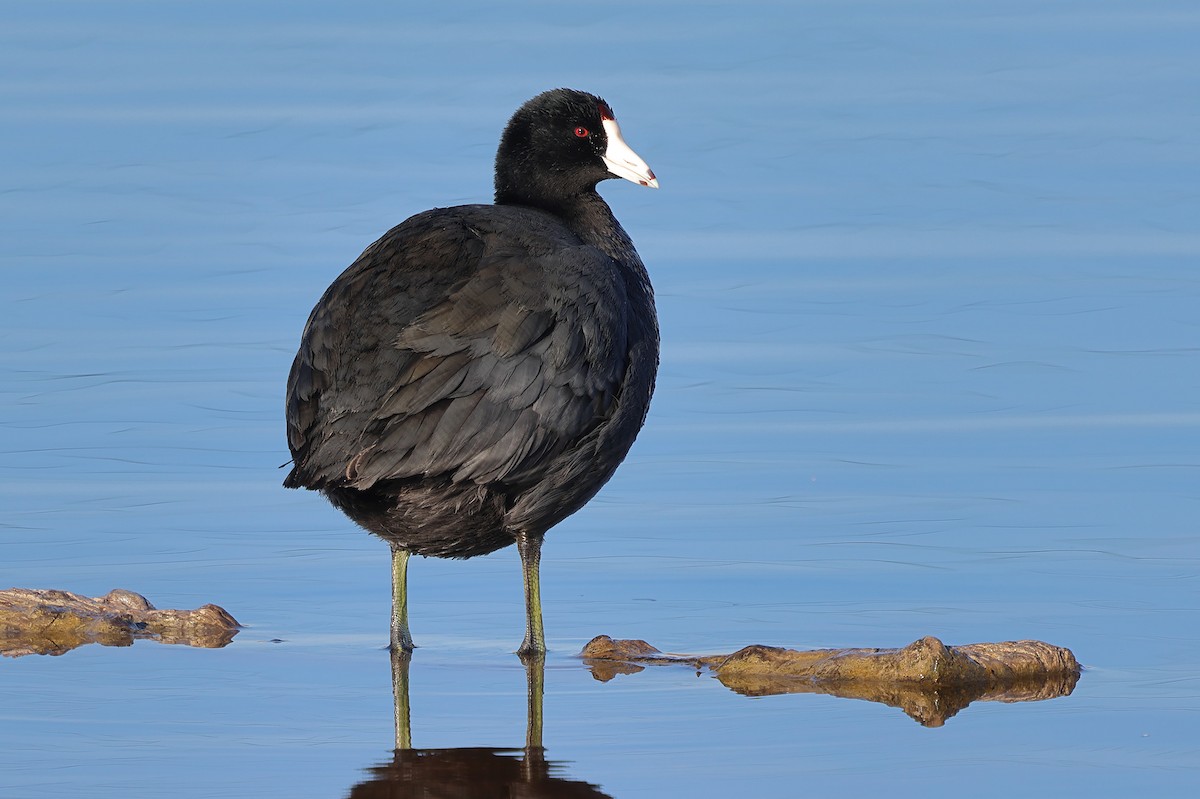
top-left (4, 1), bottom-right (1199, 796)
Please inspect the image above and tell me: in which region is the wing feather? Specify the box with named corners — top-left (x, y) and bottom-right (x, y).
top-left (284, 206), bottom-right (630, 493)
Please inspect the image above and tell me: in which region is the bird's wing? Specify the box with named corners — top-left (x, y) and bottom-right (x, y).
top-left (284, 212), bottom-right (629, 491)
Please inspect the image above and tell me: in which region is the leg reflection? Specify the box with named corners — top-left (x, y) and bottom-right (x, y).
top-left (354, 650), bottom-right (608, 797)
top-left (390, 648), bottom-right (545, 753)
top-left (520, 650), bottom-right (546, 783)
top-left (520, 650), bottom-right (545, 752)
top-left (390, 646), bottom-right (412, 751)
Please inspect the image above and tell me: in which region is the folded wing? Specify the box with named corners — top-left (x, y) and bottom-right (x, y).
top-left (284, 210), bottom-right (629, 494)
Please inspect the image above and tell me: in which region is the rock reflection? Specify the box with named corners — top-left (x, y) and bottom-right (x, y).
top-left (582, 635), bottom-right (1081, 728)
top-left (346, 649), bottom-right (611, 798)
top-left (715, 671), bottom-right (1081, 728)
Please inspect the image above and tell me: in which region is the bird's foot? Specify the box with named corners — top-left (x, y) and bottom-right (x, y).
top-left (516, 639), bottom-right (546, 660)
top-left (390, 629), bottom-right (416, 653)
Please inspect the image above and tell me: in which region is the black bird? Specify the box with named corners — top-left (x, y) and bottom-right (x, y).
top-left (284, 89), bottom-right (659, 655)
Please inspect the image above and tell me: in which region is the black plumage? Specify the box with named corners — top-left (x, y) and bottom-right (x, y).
top-left (283, 89), bottom-right (659, 654)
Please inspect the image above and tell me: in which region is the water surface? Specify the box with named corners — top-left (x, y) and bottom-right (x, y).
top-left (3, 1), bottom-right (1199, 796)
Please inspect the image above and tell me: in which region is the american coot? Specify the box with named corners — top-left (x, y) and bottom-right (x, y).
top-left (284, 89), bottom-right (659, 655)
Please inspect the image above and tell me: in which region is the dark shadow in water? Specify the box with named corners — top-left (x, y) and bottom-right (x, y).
top-left (344, 650), bottom-right (611, 798)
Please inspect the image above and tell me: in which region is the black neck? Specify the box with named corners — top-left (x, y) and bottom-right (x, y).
top-left (496, 186), bottom-right (636, 265)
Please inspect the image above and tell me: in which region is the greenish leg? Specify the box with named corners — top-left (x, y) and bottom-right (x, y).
top-left (516, 531), bottom-right (546, 656)
top-left (390, 544), bottom-right (415, 652)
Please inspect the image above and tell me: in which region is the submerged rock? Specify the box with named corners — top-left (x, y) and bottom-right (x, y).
top-left (580, 634), bottom-right (1081, 727)
top-left (0, 587), bottom-right (239, 657)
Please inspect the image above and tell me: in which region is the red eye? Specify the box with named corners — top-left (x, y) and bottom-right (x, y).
top-left (574, 126), bottom-right (589, 138)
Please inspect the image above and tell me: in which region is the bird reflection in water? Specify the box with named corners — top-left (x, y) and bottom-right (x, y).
top-left (344, 651), bottom-right (611, 799)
